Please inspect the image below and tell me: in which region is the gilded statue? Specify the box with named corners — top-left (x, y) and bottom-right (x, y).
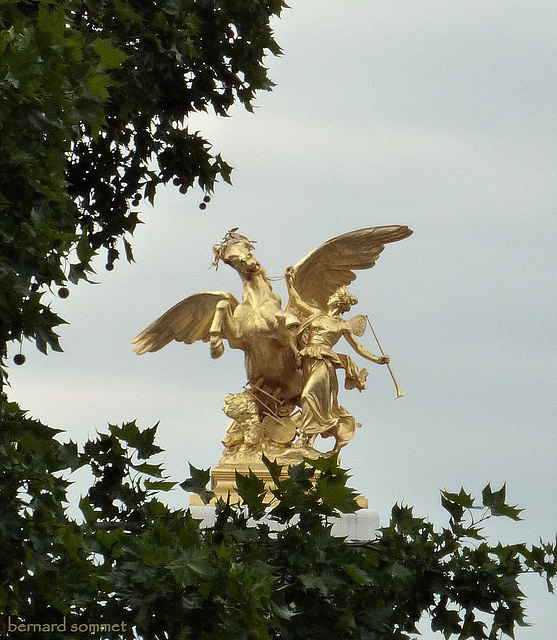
top-left (285, 274), bottom-right (388, 451)
top-left (132, 226), bottom-right (412, 466)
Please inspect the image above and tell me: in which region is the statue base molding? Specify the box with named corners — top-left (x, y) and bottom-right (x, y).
top-left (188, 459), bottom-right (368, 509)
top-left (211, 461), bottom-right (287, 503)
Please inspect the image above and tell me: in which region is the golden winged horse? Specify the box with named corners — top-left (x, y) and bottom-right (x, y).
top-left (131, 226), bottom-right (412, 436)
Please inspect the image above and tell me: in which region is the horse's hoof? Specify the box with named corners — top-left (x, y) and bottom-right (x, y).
top-left (210, 338), bottom-right (224, 359)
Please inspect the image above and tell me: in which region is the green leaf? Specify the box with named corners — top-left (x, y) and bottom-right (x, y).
top-left (441, 493), bottom-right (464, 522)
top-left (482, 483), bottom-right (523, 520)
top-left (270, 600), bottom-right (298, 620)
top-left (114, 0), bottom-right (144, 23)
top-left (235, 470), bottom-right (266, 515)
top-left (441, 487), bottom-right (476, 522)
top-left (144, 479), bottom-right (176, 492)
top-left (131, 461), bottom-right (164, 476)
top-left (76, 229), bottom-right (97, 264)
top-left (287, 462), bottom-right (314, 485)
top-left (317, 474), bottom-right (359, 514)
top-left (110, 421), bottom-right (162, 459)
top-left (37, 6), bottom-right (65, 41)
top-left (44, 591), bottom-right (71, 615)
top-left (161, 0), bottom-right (183, 15)
top-left (342, 563), bottom-right (370, 586)
top-left (431, 606), bottom-right (462, 638)
top-left (170, 547), bottom-right (213, 583)
top-left (262, 454), bottom-right (283, 485)
top-left (123, 238), bottom-right (135, 263)
top-left (180, 464), bottom-right (215, 504)
top-left (299, 572), bottom-right (329, 594)
top-left (79, 495), bottom-right (98, 524)
top-left (306, 452), bottom-right (340, 473)
top-left (68, 262), bottom-right (95, 284)
top-left (57, 441), bottom-right (83, 472)
top-left (93, 38), bottom-right (128, 70)
top-left (388, 563), bottom-right (412, 580)
top-left (482, 482), bottom-right (506, 506)
top-left (87, 73), bottom-right (111, 100)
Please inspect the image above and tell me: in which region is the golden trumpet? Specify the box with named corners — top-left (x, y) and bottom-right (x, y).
top-left (366, 316), bottom-right (406, 399)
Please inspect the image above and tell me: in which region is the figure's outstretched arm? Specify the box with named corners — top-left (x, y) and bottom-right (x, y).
top-left (285, 266), bottom-right (318, 317)
top-left (343, 328), bottom-right (389, 365)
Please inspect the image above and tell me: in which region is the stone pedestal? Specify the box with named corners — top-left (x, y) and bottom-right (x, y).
top-left (188, 460), bottom-right (378, 542)
top-left (188, 461), bottom-right (284, 506)
top-left (328, 508), bottom-right (380, 542)
top-left (213, 461), bottom-right (287, 501)
top-left (188, 504), bottom-right (380, 543)
top-left (189, 459), bottom-right (369, 510)
top-left (188, 455), bottom-right (378, 542)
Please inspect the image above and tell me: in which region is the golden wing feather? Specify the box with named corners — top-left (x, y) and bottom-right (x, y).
top-left (289, 225), bottom-right (412, 310)
top-left (131, 291), bottom-right (239, 355)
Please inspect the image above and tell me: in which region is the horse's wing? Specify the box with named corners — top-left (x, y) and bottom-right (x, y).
top-left (288, 226), bottom-right (412, 310)
top-left (131, 291), bottom-right (239, 354)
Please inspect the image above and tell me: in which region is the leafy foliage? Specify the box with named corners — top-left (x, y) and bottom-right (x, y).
top-left (1, 414), bottom-right (556, 639)
top-left (0, 0), bottom-right (285, 383)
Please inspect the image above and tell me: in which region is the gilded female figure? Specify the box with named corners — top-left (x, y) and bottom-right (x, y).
top-left (285, 268), bottom-right (389, 449)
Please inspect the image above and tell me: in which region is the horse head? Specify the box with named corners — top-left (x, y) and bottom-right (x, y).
top-left (212, 230), bottom-right (260, 278)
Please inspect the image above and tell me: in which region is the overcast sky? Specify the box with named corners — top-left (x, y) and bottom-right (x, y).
top-left (8, 1), bottom-right (557, 636)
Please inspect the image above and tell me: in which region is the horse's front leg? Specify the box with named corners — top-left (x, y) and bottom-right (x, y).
top-left (209, 300), bottom-right (241, 359)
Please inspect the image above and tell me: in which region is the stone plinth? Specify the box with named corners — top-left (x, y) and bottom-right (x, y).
top-left (189, 459), bottom-right (369, 510)
top-left (212, 461), bottom-right (287, 502)
top-left (188, 504), bottom-right (380, 543)
top-left (188, 458), bottom-right (378, 542)
top-left (188, 461), bottom-right (285, 506)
